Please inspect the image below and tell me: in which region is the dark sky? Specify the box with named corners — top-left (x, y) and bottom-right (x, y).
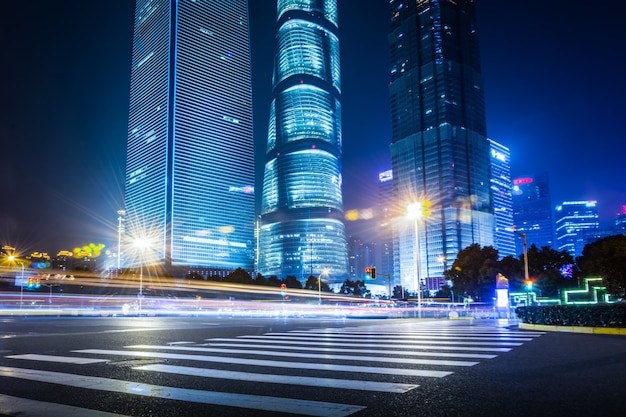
top-left (2, 1), bottom-right (625, 256)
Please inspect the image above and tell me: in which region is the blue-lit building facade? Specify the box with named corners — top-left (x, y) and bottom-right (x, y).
top-left (511, 173), bottom-right (555, 253)
top-left (388, 0), bottom-right (495, 292)
top-left (489, 139), bottom-right (515, 257)
top-left (124, 0), bottom-right (255, 271)
top-left (555, 200), bottom-right (600, 258)
top-left (258, 0), bottom-right (348, 282)
top-left (378, 170), bottom-right (395, 284)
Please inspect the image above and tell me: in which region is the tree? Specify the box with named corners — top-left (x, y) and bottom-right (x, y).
top-left (265, 275), bottom-right (282, 287)
top-left (304, 275), bottom-right (331, 292)
top-left (444, 244), bottom-right (499, 301)
top-left (339, 280), bottom-right (370, 298)
top-left (253, 273), bottom-right (267, 286)
top-left (578, 235), bottom-right (626, 299)
top-left (526, 244), bottom-right (575, 297)
top-left (223, 268), bottom-right (253, 285)
top-left (284, 275), bottom-right (303, 289)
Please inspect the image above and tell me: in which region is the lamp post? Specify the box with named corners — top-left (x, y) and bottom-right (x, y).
top-left (318, 268), bottom-right (328, 305)
top-left (116, 209), bottom-right (126, 271)
top-left (511, 226), bottom-right (529, 285)
top-left (407, 203), bottom-right (424, 318)
top-left (8, 255), bottom-right (24, 309)
top-left (134, 237), bottom-right (151, 312)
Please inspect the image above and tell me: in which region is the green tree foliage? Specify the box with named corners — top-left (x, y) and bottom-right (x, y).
top-left (444, 244), bottom-right (499, 301)
top-left (223, 267), bottom-right (253, 285)
top-left (526, 244), bottom-right (575, 297)
top-left (578, 235), bottom-right (626, 299)
top-left (339, 280), bottom-right (370, 298)
top-left (265, 275), bottom-right (282, 287)
top-left (253, 273), bottom-right (267, 286)
top-left (304, 275), bottom-right (331, 292)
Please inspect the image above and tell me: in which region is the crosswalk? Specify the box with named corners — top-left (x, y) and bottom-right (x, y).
top-left (0, 320), bottom-right (543, 417)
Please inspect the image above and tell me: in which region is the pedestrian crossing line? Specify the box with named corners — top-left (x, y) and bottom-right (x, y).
top-left (73, 349), bottom-right (453, 378)
top-left (5, 354), bottom-right (109, 365)
top-left (207, 342), bottom-right (498, 359)
top-left (206, 338), bottom-right (513, 352)
top-left (0, 366), bottom-right (364, 417)
top-left (308, 330), bottom-right (545, 337)
top-left (277, 332), bottom-right (536, 342)
top-left (127, 345), bottom-right (479, 367)
top-left (133, 363), bottom-right (419, 393)
top-left (233, 335), bottom-right (524, 346)
top-left (0, 393), bottom-right (132, 417)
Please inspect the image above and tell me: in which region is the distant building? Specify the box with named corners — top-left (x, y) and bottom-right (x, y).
top-left (489, 139), bottom-right (515, 257)
top-left (388, 0), bottom-right (494, 293)
top-left (614, 205), bottom-right (626, 234)
top-left (512, 173), bottom-right (555, 253)
top-left (378, 170), bottom-right (394, 281)
top-left (555, 201), bottom-right (600, 258)
top-left (123, 0), bottom-right (255, 272)
top-left (347, 237), bottom-right (376, 281)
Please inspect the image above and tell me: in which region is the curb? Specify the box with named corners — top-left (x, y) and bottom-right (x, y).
top-left (519, 322), bottom-right (626, 335)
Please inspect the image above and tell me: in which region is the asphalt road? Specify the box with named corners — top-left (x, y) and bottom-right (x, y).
top-left (0, 316), bottom-right (624, 417)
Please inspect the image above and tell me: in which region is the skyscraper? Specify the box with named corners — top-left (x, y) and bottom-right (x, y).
top-left (555, 200), bottom-right (600, 258)
top-left (123, 0), bottom-right (255, 272)
top-left (258, 0), bottom-right (348, 282)
top-left (489, 139), bottom-right (515, 257)
top-left (388, 0), bottom-right (494, 292)
top-left (511, 173), bottom-right (555, 253)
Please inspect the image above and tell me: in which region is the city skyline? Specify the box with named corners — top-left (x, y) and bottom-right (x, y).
top-left (2, 1), bottom-right (625, 257)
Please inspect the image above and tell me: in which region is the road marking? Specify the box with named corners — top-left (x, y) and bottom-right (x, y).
top-left (235, 335), bottom-right (523, 346)
top-left (279, 331), bottom-right (535, 342)
top-left (73, 349), bottom-right (453, 378)
top-left (207, 337), bottom-right (513, 352)
top-left (128, 345), bottom-right (479, 367)
top-left (0, 393), bottom-right (131, 417)
top-left (207, 342), bottom-right (498, 359)
top-left (134, 364), bottom-right (419, 393)
top-left (0, 366), bottom-right (365, 417)
top-left (5, 354), bottom-right (108, 364)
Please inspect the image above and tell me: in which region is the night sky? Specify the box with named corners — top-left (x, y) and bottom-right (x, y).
top-left (2, 1), bottom-right (625, 256)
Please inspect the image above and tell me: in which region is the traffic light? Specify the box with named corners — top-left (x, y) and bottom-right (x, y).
top-left (35, 277), bottom-right (41, 288)
top-left (280, 283), bottom-right (287, 298)
top-left (27, 277), bottom-right (34, 288)
top-left (371, 267), bottom-right (376, 279)
top-left (365, 267), bottom-right (371, 279)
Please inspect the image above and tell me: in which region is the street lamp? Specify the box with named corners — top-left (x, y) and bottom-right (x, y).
top-left (407, 202), bottom-right (425, 317)
top-left (9, 256), bottom-right (25, 310)
top-left (318, 268), bottom-right (329, 305)
top-left (511, 226), bottom-right (529, 286)
top-left (117, 209), bottom-right (126, 271)
top-left (134, 237), bottom-right (151, 312)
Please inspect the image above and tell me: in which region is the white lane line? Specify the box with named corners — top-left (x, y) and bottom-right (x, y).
top-left (0, 366), bottom-right (364, 417)
top-left (235, 335), bottom-right (523, 346)
top-left (134, 364), bottom-right (419, 393)
top-left (207, 342), bottom-right (498, 359)
top-left (73, 349), bottom-right (453, 378)
top-left (0, 393), bottom-right (131, 417)
top-left (305, 330), bottom-right (545, 338)
top-left (206, 338), bottom-right (512, 352)
top-left (5, 354), bottom-right (108, 364)
top-left (286, 331), bottom-right (536, 341)
top-left (127, 345), bottom-right (479, 367)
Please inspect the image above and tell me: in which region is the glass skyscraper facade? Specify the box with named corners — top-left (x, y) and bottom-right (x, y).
top-left (511, 172), bottom-right (555, 253)
top-left (258, 0), bottom-right (348, 282)
top-left (124, 0), bottom-right (255, 271)
top-left (555, 200), bottom-right (599, 258)
top-left (388, 0), bottom-right (494, 292)
top-left (489, 139), bottom-right (515, 257)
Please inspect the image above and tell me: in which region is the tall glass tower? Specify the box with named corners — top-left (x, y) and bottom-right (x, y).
top-left (388, 0), bottom-right (494, 292)
top-left (124, 0), bottom-right (255, 272)
top-left (489, 139), bottom-right (515, 257)
top-left (258, 0), bottom-right (348, 283)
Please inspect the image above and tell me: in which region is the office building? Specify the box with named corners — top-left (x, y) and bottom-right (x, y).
top-left (388, 0), bottom-right (495, 292)
top-left (555, 200), bottom-right (600, 258)
top-left (123, 0), bottom-right (255, 272)
top-left (258, 0), bottom-right (348, 282)
top-left (378, 170), bottom-right (395, 282)
top-left (511, 173), bottom-right (555, 253)
top-left (489, 139), bottom-right (515, 257)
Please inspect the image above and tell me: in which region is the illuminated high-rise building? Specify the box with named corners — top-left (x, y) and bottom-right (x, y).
top-left (512, 172), bottom-right (555, 253)
top-left (555, 200), bottom-right (599, 258)
top-left (258, 0), bottom-right (348, 282)
top-left (388, 0), bottom-right (494, 292)
top-left (123, 0), bottom-right (254, 272)
top-left (489, 139), bottom-right (515, 257)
